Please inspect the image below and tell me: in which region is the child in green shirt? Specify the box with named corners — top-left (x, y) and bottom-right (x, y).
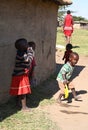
top-left (57, 52), bottom-right (79, 103)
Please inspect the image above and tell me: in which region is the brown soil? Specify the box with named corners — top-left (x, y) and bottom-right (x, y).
top-left (39, 49), bottom-right (88, 130)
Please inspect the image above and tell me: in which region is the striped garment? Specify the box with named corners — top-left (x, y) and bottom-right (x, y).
top-left (12, 47), bottom-right (34, 76)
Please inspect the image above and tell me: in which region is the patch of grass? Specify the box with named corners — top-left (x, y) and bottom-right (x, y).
top-left (0, 109), bottom-right (60, 130)
top-left (0, 76), bottom-right (60, 130)
top-left (56, 27), bottom-right (88, 56)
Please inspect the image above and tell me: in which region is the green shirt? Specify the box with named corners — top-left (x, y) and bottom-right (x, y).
top-left (57, 62), bottom-right (74, 82)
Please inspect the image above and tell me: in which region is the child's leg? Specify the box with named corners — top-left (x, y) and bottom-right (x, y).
top-left (16, 95), bottom-right (21, 107)
top-left (20, 94), bottom-right (29, 110)
top-left (71, 88), bottom-right (77, 100)
top-left (69, 82), bottom-right (79, 100)
top-left (67, 36), bottom-right (70, 43)
top-left (65, 36), bottom-right (68, 44)
top-left (57, 91), bottom-right (64, 103)
top-left (57, 81), bottom-right (65, 103)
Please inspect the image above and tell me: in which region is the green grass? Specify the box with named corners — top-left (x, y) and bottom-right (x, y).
top-left (0, 79), bottom-right (60, 130)
top-left (0, 109), bottom-right (59, 130)
top-left (56, 27), bottom-right (88, 56)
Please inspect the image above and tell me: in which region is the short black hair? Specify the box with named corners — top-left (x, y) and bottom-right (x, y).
top-left (67, 10), bottom-right (71, 14)
top-left (28, 41), bottom-right (36, 50)
top-left (66, 43), bottom-right (73, 49)
top-left (15, 38), bottom-right (28, 51)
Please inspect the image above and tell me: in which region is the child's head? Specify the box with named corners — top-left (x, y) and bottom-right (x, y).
top-left (28, 41), bottom-right (36, 51)
top-left (67, 10), bottom-right (71, 14)
top-left (15, 38), bottom-right (28, 51)
top-left (66, 43), bottom-right (72, 50)
top-left (69, 52), bottom-right (79, 66)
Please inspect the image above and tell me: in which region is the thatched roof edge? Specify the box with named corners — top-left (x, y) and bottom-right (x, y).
top-left (50, 0), bottom-right (72, 5)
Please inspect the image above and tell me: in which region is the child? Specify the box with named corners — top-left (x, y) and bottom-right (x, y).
top-left (28, 41), bottom-right (36, 87)
top-left (56, 52), bottom-right (79, 103)
top-left (9, 38), bottom-right (33, 111)
top-left (62, 43), bottom-right (73, 63)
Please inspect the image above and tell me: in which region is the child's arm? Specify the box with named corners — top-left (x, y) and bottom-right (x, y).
top-left (62, 74), bottom-right (69, 85)
top-left (26, 47), bottom-right (34, 63)
top-left (62, 56), bottom-right (65, 60)
top-left (62, 51), bottom-right (66, 60)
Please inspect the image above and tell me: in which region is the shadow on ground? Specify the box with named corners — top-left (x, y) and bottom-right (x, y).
top-left (65, 89), bottom-right (87, 103)
top-left (0, 63), bottom-right (87, 121)
top-left (0, 98), bottom-right (20, 122)
top-left (60, 110), bottom-right (88, 115)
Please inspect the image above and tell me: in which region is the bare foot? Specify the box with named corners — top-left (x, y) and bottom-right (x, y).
top-left (74, 96), bottom-right (82, 101)
top-left (21, 107), bottom-right (31, 112)
top-left (56, 98), bottom-right (61, 104)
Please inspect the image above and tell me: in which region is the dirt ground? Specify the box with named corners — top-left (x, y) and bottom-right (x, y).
top-left (39, 48), bottom-right (88, 130)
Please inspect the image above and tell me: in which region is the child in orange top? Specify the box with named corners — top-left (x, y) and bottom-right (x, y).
top-left (62, 43), bottom-right (73, 63)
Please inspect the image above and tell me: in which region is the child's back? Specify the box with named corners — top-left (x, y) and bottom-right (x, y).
top-left (62, 43), bottom-right (73, 63)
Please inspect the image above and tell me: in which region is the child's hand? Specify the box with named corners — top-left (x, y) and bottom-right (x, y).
top-left (63, 80), bottom-right (69, 85)
top-left (27, 47), bottom-right (34, 57)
